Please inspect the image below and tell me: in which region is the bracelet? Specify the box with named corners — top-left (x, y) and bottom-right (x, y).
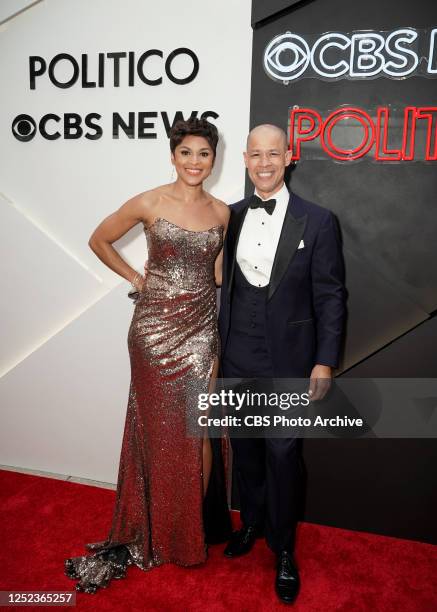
top-left (130, 272), bottom-right (142, 290)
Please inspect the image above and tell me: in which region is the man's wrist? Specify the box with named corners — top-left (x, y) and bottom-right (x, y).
top-left (313, 364), bottom-right (332, 376)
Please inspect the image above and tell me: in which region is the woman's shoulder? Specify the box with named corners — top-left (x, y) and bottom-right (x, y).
top-left (137, 184), bottom-right (172, 203)
top-left (209, 194), bottom-right (230, 223)
top-left (128, 185), bottom-right (172, 219)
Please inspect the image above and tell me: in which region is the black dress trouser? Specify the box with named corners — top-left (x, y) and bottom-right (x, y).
top-left (221, 266), bottom-right (302, 554)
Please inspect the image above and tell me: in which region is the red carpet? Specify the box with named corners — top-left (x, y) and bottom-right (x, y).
top-left (0, 469), bottom-right (436, 611)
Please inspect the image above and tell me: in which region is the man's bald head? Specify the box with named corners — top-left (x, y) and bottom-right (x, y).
top-left (246, 124), bottom-right (287, 151)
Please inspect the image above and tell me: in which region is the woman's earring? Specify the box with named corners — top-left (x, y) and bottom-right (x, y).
top-left (171, 167), bottom-right (175, 180)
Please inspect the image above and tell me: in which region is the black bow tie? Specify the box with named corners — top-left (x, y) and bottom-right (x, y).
top-left (249, 194), bottom-right (276, 215)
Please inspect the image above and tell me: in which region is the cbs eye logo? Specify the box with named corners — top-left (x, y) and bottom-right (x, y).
top-left (264, 32), bottom-right (310, 84)
top-left (12, 114), bottom-right (37, 142)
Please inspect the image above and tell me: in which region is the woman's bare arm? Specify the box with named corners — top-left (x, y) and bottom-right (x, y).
top-left (89, 193), bottom-right (148, 288)
top-left (214, 201), bottom-right (230, 287)
top-left (214, 247), bottom-right (224, 287)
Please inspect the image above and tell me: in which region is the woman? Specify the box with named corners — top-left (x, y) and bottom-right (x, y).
top-left (64, 118), bottom-right (231, 593)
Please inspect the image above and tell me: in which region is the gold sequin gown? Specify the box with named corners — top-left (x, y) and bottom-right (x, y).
top-left (65, 216), bottom-right (227, 593)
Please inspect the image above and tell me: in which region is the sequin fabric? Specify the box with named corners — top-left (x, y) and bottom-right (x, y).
top-left (64, 217), bottom-right (224, 592)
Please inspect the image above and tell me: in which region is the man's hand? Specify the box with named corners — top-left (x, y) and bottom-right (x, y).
top-left (308, 364), bottom-right (332, 401)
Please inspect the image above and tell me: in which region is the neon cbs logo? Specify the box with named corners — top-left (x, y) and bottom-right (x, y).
top-left (263, 28), bottom-right (431, 83)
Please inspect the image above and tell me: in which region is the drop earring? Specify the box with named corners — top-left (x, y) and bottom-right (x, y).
top-left (171, 167), bottom-right (175, 181)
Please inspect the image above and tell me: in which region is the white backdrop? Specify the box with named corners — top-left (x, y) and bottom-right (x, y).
top-left (0, 0), bottom-right (252, 482)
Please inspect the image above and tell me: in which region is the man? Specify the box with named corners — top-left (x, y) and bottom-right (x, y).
top-left (218, 124), bottom-right (346, 604)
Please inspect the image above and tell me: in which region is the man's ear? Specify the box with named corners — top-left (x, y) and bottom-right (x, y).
top-left (284, 149), bottom-right (292, 167)
top-left (243, 151), bottom-right (249, 168)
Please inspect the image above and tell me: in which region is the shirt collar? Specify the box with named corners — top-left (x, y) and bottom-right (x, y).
top-left (254, 183), bottom-right (289, 208)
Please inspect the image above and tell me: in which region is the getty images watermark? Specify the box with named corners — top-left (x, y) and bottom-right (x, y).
top-left (184, 378), bottom-right (437, 438)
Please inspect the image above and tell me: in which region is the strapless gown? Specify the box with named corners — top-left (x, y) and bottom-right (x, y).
top-left (64, 217), bottom-right (230, 593)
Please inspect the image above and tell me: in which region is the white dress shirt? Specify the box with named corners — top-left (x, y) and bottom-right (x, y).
top-left (236, 183), bottom-right (290, 287)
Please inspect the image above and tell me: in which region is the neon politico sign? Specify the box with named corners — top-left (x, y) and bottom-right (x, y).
top-left (265, 28), bottom-right (437, 83)
top-left (289, 106), bottom-right (437, 162)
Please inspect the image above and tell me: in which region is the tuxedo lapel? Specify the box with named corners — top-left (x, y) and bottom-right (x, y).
top-left (226, 203), bottom-right (250, 295)
top-left (267, 195), bottom-right (307, 301)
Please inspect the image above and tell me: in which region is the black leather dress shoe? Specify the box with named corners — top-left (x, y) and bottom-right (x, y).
top-left (275, 551), bottom-right (300, 604)
top-left (223, 525), bottom-right (259, 557)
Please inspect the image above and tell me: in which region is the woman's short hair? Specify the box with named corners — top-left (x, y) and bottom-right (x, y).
top-left (169, 117), bottom-right (218, 158)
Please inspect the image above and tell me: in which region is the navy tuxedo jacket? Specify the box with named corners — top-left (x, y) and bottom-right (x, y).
top-left (218, 191), bottom-right (346, 377)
